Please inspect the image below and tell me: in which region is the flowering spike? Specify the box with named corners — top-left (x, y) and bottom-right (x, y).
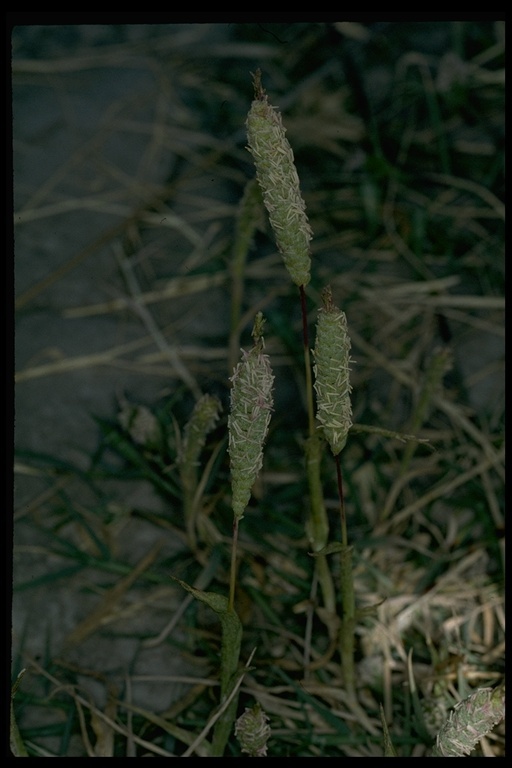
top-left (180, 394), bottom-right (221, 470)
top-left (313, 286), bottom-right (353, 455)
top-left (235, 702), bottom-right (271, 757)
top-left (246, 70), bottom-right (312, 287)
top-left (228, 318), bottom-right (274, 520)
top-left (431, 685), bottom-right (505, 757)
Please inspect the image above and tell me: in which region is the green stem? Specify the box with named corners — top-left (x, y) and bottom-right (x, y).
top-left (300, 285), bottom-right (337, 633)
top-left (305, 435), bottom-right (336, 616)
top-left (228, 517), bottom-right (239, 613)
top-left (182, 474), bottom-right (197, 552)
top-left (300, 285), bottom-right (316, 438)
top-left (335, 453), bottom-right (356, 698)
top-left (174, 581), bottom-right (243, 756)
top-left (335, 454), bottom-right (348, 548)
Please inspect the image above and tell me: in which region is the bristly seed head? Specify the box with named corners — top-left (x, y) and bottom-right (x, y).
top-left (313, 286), bottom-right (353, 455)
top-left (180, 394), bottom-right (222, 470)
top-left (228, 313), bottom-right (274, 520)
top-left (235, 701), bottom-right (271, 757)
top-left (246, 69), bottom-right (312, 288)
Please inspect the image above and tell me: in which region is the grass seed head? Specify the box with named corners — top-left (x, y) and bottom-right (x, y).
top-left (432, 686), bottom-right (505, 757)
top-left (228, 316), bottom-right (274, 520)
top-left (235, 702), bottom-right (271, 757)
top-left (246, 70), bottom-right (312, 287)
top-left (313, 286), bottom-right (353, 455)
top-left (180, 394), bottom-right (222, 469)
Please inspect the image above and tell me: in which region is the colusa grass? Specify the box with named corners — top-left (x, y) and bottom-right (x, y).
top-left (228, 312), bottom-right (274, 610)
top-left (247, 69), bottom-right (359, 695)
top-left (241, 69), bottom-right (503, 750)
top-left (174, 312), bottom-right (274, 757)
top-left (13, 59), bottom-right (503, 757)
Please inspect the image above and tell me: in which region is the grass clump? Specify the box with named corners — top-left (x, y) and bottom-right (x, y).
top-left (13, 22), bottom-right (504, 757)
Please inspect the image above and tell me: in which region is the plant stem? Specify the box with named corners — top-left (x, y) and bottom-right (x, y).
top-left (336, 454), bottom-right (348, 548)
top-left (300, 285), bottom-right (336, 630)
top-left (300, 285), bottom-right (315, 438)
top-left (305, 434), bottom-right (336, 621)
top-left (335, 453), bottom-right (356, 698)
top-left (228, 517), bottom-right (239, 613)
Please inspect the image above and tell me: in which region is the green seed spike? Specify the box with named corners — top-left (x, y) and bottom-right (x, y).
top-left (180, 394), bottom-right (222, 472)
top-left (228, 314), bottom-right (274, 521)
top-left (246, 69), bottom-right (312, 288)
top-left (235, 702), bottom-right (272, 757)
top-left (431, 685), bottom-right (505, 757)
top-left (313, 286), bottom-right (353, 455)
top-left (179, 394), bottom-right (222, 549)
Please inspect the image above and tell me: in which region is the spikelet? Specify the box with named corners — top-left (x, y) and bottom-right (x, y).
top-left (246, 69), bottom-right (312, 287)
top-left (431, 685), bottom-right (505, 757)
top-left (313, 286), bottom-right (353, 455)
top-left (235, 702), bottom-right (271, 757)
top-left (228, 313), bottom-right (274, 520)
top-left (180, 394), bottom-right (222, 471)
top-left (118, 399), bottom-right (161, 449)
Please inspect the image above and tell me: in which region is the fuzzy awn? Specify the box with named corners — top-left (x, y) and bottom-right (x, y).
top-left (246, 69), bottom-right (312, 288)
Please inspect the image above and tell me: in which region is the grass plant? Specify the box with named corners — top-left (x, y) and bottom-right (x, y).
top-left (13, 22), bottom-right (504, 757)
